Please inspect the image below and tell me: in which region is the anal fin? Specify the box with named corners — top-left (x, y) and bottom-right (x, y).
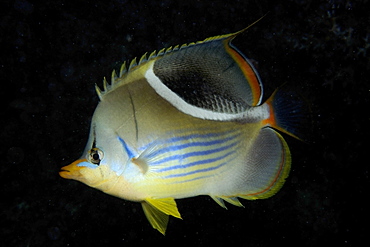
top-left (210, 195), bottom-right (244, 209)
top-left (142, 198), bottom-right (182, 235)
top-left (221, 196), bottom-right (244, 207)
top-left (210, 195), bottom-right (227, 209)
top-left (239, 128), bottom-right (291, 200)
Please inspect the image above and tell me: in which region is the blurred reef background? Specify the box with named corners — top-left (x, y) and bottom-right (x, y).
top-left (1, 0), bottom-right (369, 246)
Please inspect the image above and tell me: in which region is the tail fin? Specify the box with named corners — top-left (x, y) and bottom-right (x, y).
top-left (263, 86), bottom-right (309, 141)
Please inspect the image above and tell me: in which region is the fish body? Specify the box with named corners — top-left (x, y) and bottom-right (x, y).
top-left (60, 24), bottom-right (301, 234)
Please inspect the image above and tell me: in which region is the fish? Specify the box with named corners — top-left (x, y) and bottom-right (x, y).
top-left (59, 21), bottom-right (303, 235)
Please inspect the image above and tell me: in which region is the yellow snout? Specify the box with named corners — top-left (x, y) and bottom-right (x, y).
top-left (59, 159), bottom-right (87, 179)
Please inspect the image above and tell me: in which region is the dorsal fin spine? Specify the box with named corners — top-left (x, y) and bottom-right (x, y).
top-left (180, 43), bottom-right (187, 49)
top-left (129, 57), bottom-right (137, 70)
top-left (119, 61), bottom-right (127, 77)
top-left (157, 48), bottom-right (166, 56)
top-left (111, 70), bottom-right (117, 85)
top-left (148, 50), bottom-right (157, 60)
top-left (165, 46), bottom-right (172, 54)
top-left (139, 52), bottom-right (148, 64)
top-left (103, 77), bottom-right (108, 91)
top-left (95, 83), bottom-right (102, 100)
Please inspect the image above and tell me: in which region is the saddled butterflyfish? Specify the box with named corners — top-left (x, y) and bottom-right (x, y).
top-left (59, 23), bottom-right (303, 235)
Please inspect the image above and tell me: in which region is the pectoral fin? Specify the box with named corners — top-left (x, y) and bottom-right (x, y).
top-left (141, 198), bottom-right (182, 235)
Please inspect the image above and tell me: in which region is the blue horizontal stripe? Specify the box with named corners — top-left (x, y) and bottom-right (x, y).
top-left (168, 174), bottom-right (213, 184)
top-left (157, 149), bottom-right (236, 172)
top-left (161, 131), bottom-right (236, 144)
top-left (146, 133), bottom-right (238, 160)
top-left (151, 141), bottom-right (238, 165)
top-left (164, 162), bottom-right (227, 178)
top-left (140, 130), bottom-right (237, 152)
top-left (166, 156), bottom-right (238, 184)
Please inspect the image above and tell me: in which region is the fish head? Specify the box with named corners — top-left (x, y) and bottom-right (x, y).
top-left (59, 97), bottom-right (135, 190)
top-left (59, 139), bottom-right (133, 192)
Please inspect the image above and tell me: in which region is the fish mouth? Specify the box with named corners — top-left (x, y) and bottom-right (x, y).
top-left (59, 167), bottom-right (69, 172)
top-left (59, 164), bottom-right (75, 179)
top-left (59, 159), bottom-right (87, 179)
top-left (59, 167), bottom-right (71, 178)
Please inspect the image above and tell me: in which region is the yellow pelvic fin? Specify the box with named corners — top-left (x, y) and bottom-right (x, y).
top-left (142, 201), bottom-right (169, 235)
top-left (141, 198), bottom-right (182, 235)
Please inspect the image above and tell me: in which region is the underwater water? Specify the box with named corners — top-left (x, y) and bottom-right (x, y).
top-left (2, 0), bottom-right (368, 246)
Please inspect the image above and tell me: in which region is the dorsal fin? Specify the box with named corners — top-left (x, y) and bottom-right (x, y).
top-left (95, 15), bottom-right (266, 100)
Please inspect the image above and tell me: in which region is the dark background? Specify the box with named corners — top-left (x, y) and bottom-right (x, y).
top-left (1, 0), bottom-right (368, 246)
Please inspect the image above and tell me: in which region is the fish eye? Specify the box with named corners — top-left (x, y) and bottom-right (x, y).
top-left (88, 148), bottom-right (104, 165)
